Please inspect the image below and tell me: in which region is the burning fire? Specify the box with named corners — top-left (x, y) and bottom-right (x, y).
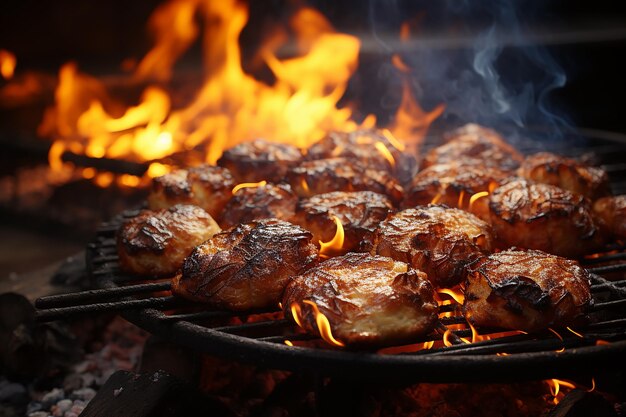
top-left (0, 50), bottom-right (16, 80)
top-left (319, 215), bottom-right (345, 257)
top-left (36, 0), bottom-right (443, 186)
top-left (232, 180), bottom-right (267, 194)
top-left (290, 300), bottom-right (345, 347)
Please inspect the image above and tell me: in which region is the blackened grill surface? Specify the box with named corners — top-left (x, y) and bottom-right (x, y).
top-left (42, 131), bottom-right (626, 383)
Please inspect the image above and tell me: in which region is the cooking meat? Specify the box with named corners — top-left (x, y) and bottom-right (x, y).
top-left (422, 124), bottom-right (523, 171)
top-left (487, 179), bottom-right (605, 258)
top-left (367, 205), bottom-right (494, 288)
top-left (286, 157), bottom-right (403, 204)
top-left (217, 139), bottom-right (302, 183)
top-left (148, 165), bottom-right (235, 219)
top-left (117, 205), bottom-right (221, 277)
top-left (402, 162), bottom-right (511, 220)
top-left (305, 129), bottom-right (415, 180)
top-left (220, 183), bottom-right (298, 229)
top-left (282, 253), bottom-right (438, 348)
top-left (593, 195), bottom-right (626, 241)
top-left (292, 191), bottom-right (393, 252)
top-left (172, 219), bottom-right (318, 310)
top-left (464, 249), bottom-right (592, 332)
top-left (518, 152), bottom-right (611, 200)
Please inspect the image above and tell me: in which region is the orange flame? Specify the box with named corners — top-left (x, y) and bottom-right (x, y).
top-left (430, 193), bottom-right (443, 205)
top-left (232, 180), bottom-right (267, 194)
top-left (0, 50), bottom-right (16, 80)
top-left (457, 190), bottom-right (466, 210)
top-left (374, 141), bottom-right (396, 167)
top-left (290, 303), bottom-right (303, 327)
top-left (468, 191), bottom-right (489, 210)
top-left (437, 288), bottom-right (465, 305)
top-left (546, 379), bottom-right (577, 405)
top-left (284, 339), bottom-right (294, 347)
top-left (319, 215), bottom-right (345, 256)
top-left (39, 0), bottom-right (443, 186)
top-left (566, 327), bottom-right (584, 338)
top-left (302, 300), bottom-right (345, 347)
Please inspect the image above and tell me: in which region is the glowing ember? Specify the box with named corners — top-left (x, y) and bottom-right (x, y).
top-left (319, 215), bottom-right (345, 256)
top-left (0, 50), bottom-right (16, 80)
top-left (38, 0), bottom-right (443, 185)
top-left (232, 180), bottom-right (267, 194)
top-left (302, 300), bottom-right (345, 347)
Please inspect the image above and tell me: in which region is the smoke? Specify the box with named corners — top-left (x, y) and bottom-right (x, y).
top-left (368, 0), bottom-right (574, 143)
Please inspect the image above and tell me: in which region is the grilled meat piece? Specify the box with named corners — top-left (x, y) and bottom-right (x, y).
top-left (464, 249), bottom-right (592, 332)
top-left (402, 162), bottom-right (511, 220)
top-left (172, 219), bottom-right (318, 310)
top-left (282, 253), bottom-right (438, 348)
top-left (305, 129), bottom-right (416, 181)
top-left (220, 183), bottom-right (298, 229)
top-left (518, 152), bottom-right (611, 200)
top-left (217, 139), bottom-right (302, 183)
top-left (117, 205), bottom-right (220, 277)
top-left (148, 165), bottom-right (235, 219)
top-left (367, 205), bottom-right (493, 288)
top-left (487, 179), bottom-right (604, 258)
top-left (593, 195), bottom-right (626, 240)
top-left (292, 191), bottom-right (393, 253)
top-left (422, 124), bottom-right (523, 171)
top-left (286, 158), bottom-right (403, 204)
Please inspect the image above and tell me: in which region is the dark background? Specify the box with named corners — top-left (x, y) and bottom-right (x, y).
top-left (1, 0), bottom-right (625, 136)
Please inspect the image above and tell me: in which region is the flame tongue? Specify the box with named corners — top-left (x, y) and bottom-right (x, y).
top-left (0, 50), bottom-right (16, 80)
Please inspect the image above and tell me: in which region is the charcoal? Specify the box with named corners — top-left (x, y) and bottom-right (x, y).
top-left (548, 389), bottom-right (618, 417)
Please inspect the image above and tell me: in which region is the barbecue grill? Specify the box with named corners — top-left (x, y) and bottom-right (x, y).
top-left (34, 129), bottom-right (626, 384)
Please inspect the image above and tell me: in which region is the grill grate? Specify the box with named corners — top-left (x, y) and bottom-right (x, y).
top-left (35, 131), bottom-right (626, 383)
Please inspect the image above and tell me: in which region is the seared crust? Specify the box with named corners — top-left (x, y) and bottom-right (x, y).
top-left (292, 191), bottom-right (393, 252)
top-left (217, 139), bottom-right (303, 183)
top-left (148, 165), bottom-right (235, 219)
top-left (593, 195), bottom-right (626, 240)
top-left (367, 205), bottom-right (493, 288)
top-left (172, 219), bottom-right (318, 310)
top-left (220, 183), bottom-right (298, 229)
top-left (402, 162), bottom-right (511, 219)
top-left (282, 253), bottom-right (438, 348)
top-left (286, 158), bottom-right (404, 204)
top-left (117, 205), bottom-right (221, 277)
top-left (305, 129), bottom-right (416, 180)
top-left (487, 179), bottom-right (604, 258)
top-left (464, 249), bottom-right (592, 332)
top-left (518, 152), bottom-right (611, 200)
top-left (422, 124), bottom-right (523, 171)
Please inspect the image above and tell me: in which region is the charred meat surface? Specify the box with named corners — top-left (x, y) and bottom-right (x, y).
top-left (117, 205), bottom-right (221, 277)
top-left (402, 162), bottom-right (510, 219)
top-left (292, 191), bottom-right (393, 252)
top-left (220, 183), bottom-right (298, 229)
top-left (593, 195), bottom-right (626, 241)
top-left (172, 219), bottom-right (318, 310)
top-left (217, 139), bottom-right (302, 183)
top-left (422, 124), bottom-right (523, 171)
top-left (464, 249), bottom-right (592, 332)
top-left (148, 165), bottom-right (235, 219)
top-left (282, 253), bottom-right (438, 348)
top-left (487, 179), bottom-right (604, 258)
top-left (305, 129), bottom-right (415, 180)
top-left (286, 157), bottom-right (404, 204)
top-left (367, 205), bottom-right (493, 288)
top-left (518, 152), bottom-right (611, 200)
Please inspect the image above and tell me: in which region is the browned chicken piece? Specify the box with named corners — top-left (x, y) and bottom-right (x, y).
top-left (217, 139), bottom-right (303, 183)
top-left (282, 253), bottom-right (438, 349)
top-left (464, 249), bottom-right (592, 332)
top-left (422, 124), bottom-right (523, 171)
top-left (593, 195), bottom-right (626, 241)
top-left (518, 152), bottom-right (611, 200)
top-left (148, 165), bottom-right (235, 219)
top-left (305, 129), bottom-right (416, 180)
top-left (220, 183), bottom-right (298, 229)
top-left (487, 179), bottom-right (605, 258)
top-left (286, 158), bottom-right (404, 204)
top-left (172, 219), bottom-right (318, 310)
top-left (367, 205), bottom-right (493, 288)
top-left (292, 191), bottom-right (393, 253)
top-left (402, 162), bottom-right (511, 220)
top-left (117, 205), bottom-right (221, 277)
